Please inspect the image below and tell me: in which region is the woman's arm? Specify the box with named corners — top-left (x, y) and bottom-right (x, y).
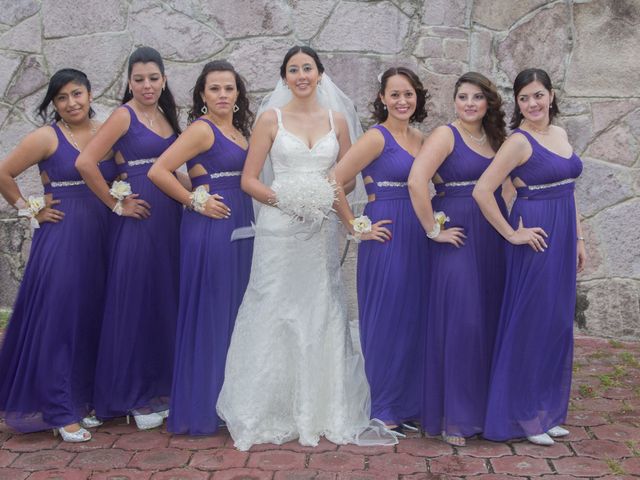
top-left (148, 121), bottom-right (230, 219)
top-left (472, 133), bottom-right (548, 251)
top-left (240, 110), bottom-right (278, 205)
top-left (408, 126), bottom-right (465, 247)
top-left (76, 107), bottom-right (150, 218)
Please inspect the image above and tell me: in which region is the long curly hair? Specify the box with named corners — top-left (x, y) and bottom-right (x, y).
top-left (372, 67), bottom-right (429, 124)
top-left (188, 60), bottom-right (254, 138)
top-left (454, 72), bottom-right (506, 152)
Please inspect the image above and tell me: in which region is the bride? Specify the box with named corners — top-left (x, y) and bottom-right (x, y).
top-left (216, 46), bottom-right (395, 450)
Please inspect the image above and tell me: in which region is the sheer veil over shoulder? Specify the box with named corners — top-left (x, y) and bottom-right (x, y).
top-left (217, 73), bottom-right (397, 450)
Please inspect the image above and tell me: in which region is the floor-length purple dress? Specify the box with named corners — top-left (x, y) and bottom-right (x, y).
top-left (94, 105), bottom-right (181, 419)
top-left (168, 119), bottom-right (253, 435)
top-left (357, 125), bottom-right (428, 425)
top-left (421, 125), bottom-right (506, 438)
top-left (0, 124), bottom-right (115, 432)
top-left (483, 129), bottom-right (583, 441)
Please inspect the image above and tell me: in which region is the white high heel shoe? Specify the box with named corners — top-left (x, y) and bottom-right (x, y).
top-left (157, 409), bottom-right (169, 419)
top-left (547, 426), bottom-right (570, 437)
top-left (527, 432), bottom-right (555, 446)
top-left (80, 415), bottom-right (103, 428)
top-left (130, 411), bottom-right (163, 430)
top-left (54, 425), bottom-right (92, 442)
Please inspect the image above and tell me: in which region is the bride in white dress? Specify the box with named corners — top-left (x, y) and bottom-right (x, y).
top-left (216, 46), bottom-right (395, 451)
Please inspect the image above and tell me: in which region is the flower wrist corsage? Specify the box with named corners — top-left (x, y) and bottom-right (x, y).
top-left (16, 195), bottom-right (46, 229)
top-left (189, 185), bottom-right (211, 213)
top-left (109, 180), bottom-right (132, 216)
top-left (426, 211), bottom-right (450, 239)
top-left (348, 215), bottom-right (372, 243)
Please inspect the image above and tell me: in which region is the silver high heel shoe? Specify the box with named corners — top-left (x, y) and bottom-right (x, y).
top-left (547, 426), bottom-right (570, 437)
top-left (54, 425), bottom-right (92, 443)
top-left (130, 411), bottom-right (163, 430)
top-left (80, 415), bottom-right (103, 428)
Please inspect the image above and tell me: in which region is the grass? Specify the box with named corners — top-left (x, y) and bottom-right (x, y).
top-left (606, 459), bottom-right (626, 475)
top-left (620, 352), bottom-right (640, 368)
top-left (625, 440), bottom-right (640, 457)
top-left (621, 400), bottom-right (634, 415)
top-left (0, 309), bottom-right (10, 329)
top-left (609, 339), bottom-right (624, 348)
top-left (613, 365), bottom-right (627, 379)
top-left (578, 384), bottom-right (596, 398)
top-left (598, 374), bottom-right (619, 388)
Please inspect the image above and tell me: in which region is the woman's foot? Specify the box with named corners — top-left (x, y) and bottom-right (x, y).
top-left (132, 411), bottom-right (163, 430)
top-left (80, 415), bottom-right (103, 429)
top-left (441, 431), bottom-right (466, 446)
top-left (547, 426), bottom-right (569, 437)
top-left (55, 423), bottom-right (91, 442)
top-left (527, 433), bottom-right (555, 446)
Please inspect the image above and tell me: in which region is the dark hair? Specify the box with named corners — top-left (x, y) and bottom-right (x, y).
top-left (121, 46), bottom-right (181, 135)
top-left (188, 60), bottom-right (254, 138)
top-left (510, 68), bottom-right (559, 130)
top-left (37, 68), bottom-right (95, 123)
top-left (279, 45), bottom-right (325, 79)
top-left (454, 72), bottom-right (506, 152)
top-left (372, 67), bottom-right (429, 123)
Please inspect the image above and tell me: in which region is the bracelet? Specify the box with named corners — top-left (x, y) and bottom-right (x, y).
top-left (189, 185), bottom-right (210, 213)
top-left (577, 236), bottom-right (585, 241)
top-left (112, 201), bottom-right (123, 216)
top-left (17, 195), bottom-right (45, 229)
top-left (426, 222), bottom-right (440, 239)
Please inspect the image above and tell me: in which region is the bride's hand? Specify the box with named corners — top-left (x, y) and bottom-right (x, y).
top-left (360, 219), bottom-right (392, 243)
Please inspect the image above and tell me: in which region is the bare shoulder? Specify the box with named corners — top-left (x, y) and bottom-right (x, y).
top-left (551, 124), bottom-right (569, 140)
top-left (256, 109), bottom-right (278, 128)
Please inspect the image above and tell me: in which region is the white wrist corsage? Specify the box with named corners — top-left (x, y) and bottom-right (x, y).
top-left (348, 215), bottom-right (372, 243)
top-left (109, 180), bottom-right (132, 216)
top-left (189, 185), bottom-right (211, 213)
top-left (427, 211), bottom-right (450, 239)
top-left (17, 195), bottom-right (46, 229)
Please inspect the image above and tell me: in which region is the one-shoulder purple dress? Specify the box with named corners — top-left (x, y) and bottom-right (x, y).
top-left (168, 119), bottom-right (253, 435)
top-left (94, 105), bottom-right (181, 419)
top-left (0, 124), bottom-right (116, 432)
top-left (421, 125), bottom-right (506, 438)
top-left (357, 125), bottom-right (428, 426)
top-left (484, 129), bottom-right (583, 441)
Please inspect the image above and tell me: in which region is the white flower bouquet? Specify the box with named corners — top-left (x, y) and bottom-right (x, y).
top-left (273, 174), bottom-right (337, 224)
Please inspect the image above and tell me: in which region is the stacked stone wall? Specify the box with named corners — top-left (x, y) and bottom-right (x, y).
top-left (0, 0), bottom-right (638, 338)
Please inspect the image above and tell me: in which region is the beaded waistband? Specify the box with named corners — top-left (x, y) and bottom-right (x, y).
top-left (210, 170), bottom-right (242, 179)
top-left (516, 178), bottom-right (576, 200)
top-left (50, 180), bottom-right (86, 188)
top-left (128, 158), bottom-right (156, 167)
top-left (525, 178), bottom-right (575, 190)
top-left (376, 181), bottom-right (407, 188)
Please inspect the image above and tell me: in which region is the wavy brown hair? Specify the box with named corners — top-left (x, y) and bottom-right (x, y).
top-left (188, 60), bottom-right (254, 138)
top-left (372, 67), bottom-right (429, 124)
top-left (454, 72), bottom-right (506, 152)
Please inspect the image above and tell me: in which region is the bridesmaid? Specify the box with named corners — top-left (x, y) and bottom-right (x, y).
top-left (408, 72), bottom-right (508, 446)
top-left (333, 67), bottom-right (429, 435)
top-left (76, 46), bottom-right (182, 430)
top-left (148, 60), bottom-right (254, 435)
top-left (473, 68), bottom-right (586, 446)
top-left (0, 69), bottom-right (116, 441)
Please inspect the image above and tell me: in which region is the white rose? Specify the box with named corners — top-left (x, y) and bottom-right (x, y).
top-left (109, 180), bottom-right (133, 201)
top-left (27, 196), bottom-right (46, 214)
top-left (350, 215), bottom-right (372, 233)
top-left (191, 186), bottom-right (211, 212)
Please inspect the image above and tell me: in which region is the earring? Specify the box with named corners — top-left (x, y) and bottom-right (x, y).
top-left (383, 104), bottom-right (387, 110)
top-left (317, 79), bottom-right (322, 87)
top-left (201, 104), bottom-right (208, 114)
top-left (128, 87), bottom-right (132, 95)
top-left (233, 104), bottom-right (239, 113)
top-left (162, 83), bottom-right (166, 92)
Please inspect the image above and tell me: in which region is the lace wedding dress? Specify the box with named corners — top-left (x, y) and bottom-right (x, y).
top-left (217, 108), bottom-right (395, 451)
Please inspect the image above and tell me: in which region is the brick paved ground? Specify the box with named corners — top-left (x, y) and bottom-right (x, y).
top-left (1, 335), bottom-right (639, 479)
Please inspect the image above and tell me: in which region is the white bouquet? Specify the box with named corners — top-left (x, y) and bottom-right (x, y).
top-left (272, 174), bottom-right (337, 224)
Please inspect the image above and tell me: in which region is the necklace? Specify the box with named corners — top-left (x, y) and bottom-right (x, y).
top-left (61, 119), bottom-right (97, 151)
top-left (141, 107), bottom-right (160, 129)
top-left (210, 118), bottom-right (240, 142)
top-left (456, 121), bottom-right (486, 145)
top-left (524, 121), bottom-right (550, 135)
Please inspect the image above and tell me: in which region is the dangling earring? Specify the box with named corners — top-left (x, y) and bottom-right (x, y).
top-left (233, 104), bottom-right (239, 113)
top-left (128, 87), bottom-right (132, 95)
top-left (383, 104), bottom-right (387, 110)
top-left (317, 78), bottom-right (322, 87)
top-left (162, 83), bottom-right (166, 92)
top-left (201, 104), bottom-right (208, 114)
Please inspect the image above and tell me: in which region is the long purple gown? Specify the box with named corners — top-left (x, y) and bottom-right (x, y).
top-left (483, 128), bottom-right (583, 441)
top-left (93, 105), bottom-right (181, 419)
top-left (0, 123), bottom-right (116, 432)
top-left (357, 125), bottom-right (428, 425)
top-left (168, 119), bottom-right (253, 435)
top-left (421, 125), bottom-right (506, 438)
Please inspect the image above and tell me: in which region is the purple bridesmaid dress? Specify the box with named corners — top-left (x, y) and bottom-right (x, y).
top-left (421, 125), bottom-right (506, 438)
top-left (93, 105), bottom-right (181, 419)
top-left (357, 125), bottom-right (428, 426)
top-left (483, 128), bottom-right (583, 441)
top-left (0, 124), bottom-right (115, 432)
top-left (168, 119), bottom-right (253, 435)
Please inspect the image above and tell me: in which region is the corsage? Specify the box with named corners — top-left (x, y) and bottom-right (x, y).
top-left (348, 215), bottom-right (372, 243)
top-left (17, 195), bottom-right (46, 229)
top-left (189, 185), bottom-right (211, 213)
top-left (109, 180), bottom-right (132, 216)
top-left (426, 211), bottom-right (450, 239)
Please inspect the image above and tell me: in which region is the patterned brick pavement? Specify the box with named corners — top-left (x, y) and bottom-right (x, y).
top-left (1, 336), bottom-right (638, 479)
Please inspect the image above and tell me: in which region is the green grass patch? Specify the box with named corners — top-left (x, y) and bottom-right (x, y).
top-left (620, 352), bottom-right (640, 368)
top-left (578, 384), bottom-right (596, 398)
top-left (606, 459), bottom-right (626, 475)
top-left (621, 400), bottom-right (634, 415)
top-left (609, 339), bottom-right (624, 348)
top-left (589, 350), bottom-right (612, 360)
top-left (613, 365), bottom-right (627, 378)
top-left (0, 309), bottom-right (10, 329)
top-left (598, 374), bottom-right (619, 388)
top-left (625, 440), bottom-right (640, 457)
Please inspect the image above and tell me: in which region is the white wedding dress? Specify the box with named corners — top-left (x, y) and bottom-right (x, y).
top-left (217, 108), bottom-right (395, 451)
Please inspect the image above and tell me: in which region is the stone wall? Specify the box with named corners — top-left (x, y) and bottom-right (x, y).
top-left (0, 0), bottom-right (638, 338)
